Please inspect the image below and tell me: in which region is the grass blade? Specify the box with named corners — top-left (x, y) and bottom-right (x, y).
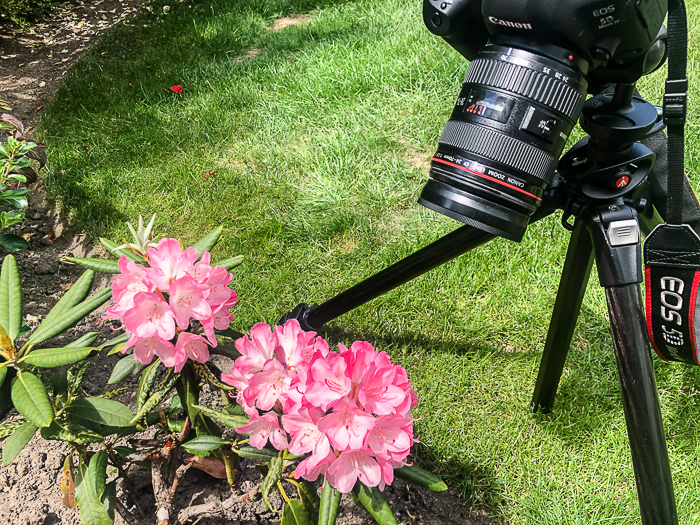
top-left (0, 254), bottom-right (23, 340)
top-left (10, 370), bottom-right (54, 427)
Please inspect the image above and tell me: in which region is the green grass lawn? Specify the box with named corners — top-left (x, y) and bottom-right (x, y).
top-left (38, 0), bottom-right (700, 523)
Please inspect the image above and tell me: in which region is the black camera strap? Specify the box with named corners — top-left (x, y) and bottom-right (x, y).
top-left (643, 0), bottom-right (700, 364)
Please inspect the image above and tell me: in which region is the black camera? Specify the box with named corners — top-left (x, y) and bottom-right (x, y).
top-left (419, 0), bottom-right (668, 241)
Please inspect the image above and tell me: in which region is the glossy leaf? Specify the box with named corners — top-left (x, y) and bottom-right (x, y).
top-left (40, 270), bottom-right (94, 328)
top-left (11, 371), bottom-right (54, 427)
top-left (299, 480), bottom-right (320, 523)
top-left (318, 479), bottom-right (342, 525)
top-left (22, 346), bottom-right (96, 367)
top-left (63, 257), bottom-right (120, 274)
top-left (0, 233), bottom-right (28, 253)
top-left (168, 394), bottom-right (183, 415)
top-left (99, 238), bottom-right (144, 262)
top-left (129, 369), bottom-right (176, 425)
top-left (136, 359), bottom-right (160, 412)
top-left (182, 435), bottom-right (228, 455)
top-left (75, 451), bottom-right (112, 525)
top-left (350, 484), bottom-right (398, 525)
top-left (0, 254), bottom-right (23, 340)
top-left (236, 446), bottom-right (278, 462)
top-left (262, 453), bottom-right (284, 511)
top-left (40, 421), bottom-right (104, 444)
top-left (214, 256), bottom-right (244, 271)
top-left (2, 420), bottom-right (37, 465)
top-left (107, 354), bottom-right (144, 384)
top-left (66, 397), bottom-right (134, 426)
top-left (29, 288), bottom-right (112, 345)
top-left (192, 404), bottom-right (249, 430)
top-left (394, 464), bottom-right (448, 491)
top-left (191, 225), bottom-right (223, 259)
top-left (282, 500), bottom-right (314, 525)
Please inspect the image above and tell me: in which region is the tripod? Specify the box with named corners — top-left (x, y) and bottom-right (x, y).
top-left (282, 82), bottom-right (679, 524)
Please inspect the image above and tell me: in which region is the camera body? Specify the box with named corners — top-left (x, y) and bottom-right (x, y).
top-left (418, 0), bottom-right (668, 241)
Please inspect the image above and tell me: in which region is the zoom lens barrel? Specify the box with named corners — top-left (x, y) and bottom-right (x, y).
top-left (419, 41), bottom-right (588, 242)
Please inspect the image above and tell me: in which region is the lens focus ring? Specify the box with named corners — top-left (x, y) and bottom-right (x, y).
top-left (439, 121), bottom-right (558, 181)
top-left (464, 58), bottom-right (585, 120)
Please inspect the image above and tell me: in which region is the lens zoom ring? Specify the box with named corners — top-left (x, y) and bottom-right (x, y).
top-left (464, 58), bottom-right (584, 119)
top-left (439, 121), bottom-right (557, 181)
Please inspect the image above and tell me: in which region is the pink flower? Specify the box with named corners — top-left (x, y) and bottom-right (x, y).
top-left (235, 413), bottom-right (288, 450)
top-left (295, 451), bottom-right (335, 482)
top-left (327, 450), bottom-right (381, 493)
top-left (304, 353), bottom-right (352, 411)
top-left (233, 323), bottom-right (277, 374)
top-left (366, 415), bottom-right (412, 460)
top-left (244, 359), bottom-right (294, 411)
top-left (175, 332), bottom-right (210, 371)
top-left (202, 266), bottom-right (235, 310)
top-left (122, 292), bottom-right (176, 341)
top-left (104, 257), bottom-right (154, 318)
top-left (126, 334), bottom-right (176, 365)
top-left (358, 363), bottom-right (406, 416)
top-left (317, 397), bottom-right (376, 451)
top-left (274, 319), bottom-right (309, 368)
top-left (282, 408), bottom-right (331, 460)
top-left (146, 239), bottom-right (198, 292)
top-left (168, 275), bottom-right (211, 328)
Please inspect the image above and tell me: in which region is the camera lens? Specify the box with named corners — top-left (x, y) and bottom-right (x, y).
top-left (419, 40), bottom-right (588, 242)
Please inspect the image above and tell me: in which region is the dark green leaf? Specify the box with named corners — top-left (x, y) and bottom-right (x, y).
top-left (262, 452), bottom-right (284, 511)
top-left (394, 464), bottom-right (448, 491)
top-left (0, 254), bottom-right (23, 340)
top-left (67, 360), bottom-right (92, 398)
top-left (214, 327), bottom-right (244, 340)
top-left (351, 484), bottom-right (398, 525)
top-left (99, 238), bottom-right (144, 263)
top-left (50, 371), bottom-right (68, 396)
top-left (0, 233), bottom-right (29, 252)
top-left (236, 446), bottom-right (279, 462)
top-left (75, 451), bottom-right (112, 525)
top-left (136, 359), bottom-right (160, 412)
top-left (168, 394), bottom-right (182, 415)
top-left (182, 435), bottom-right (228, 455)
top-left (41, 421), bottom-right (104, 445)
top-left (2, 420), bottom-right (37, 465)
top-left (209, 340), bottom-right (240, 359)
top-left (10, 371), bottom-right (54, 427)
top-left (63, 257), bottom-right (120, 274)
top-left (167, 417), bottom-right (185, 433)
top-left (192, 404), bottom-right (249, 431)
top-left (282, 500), bottom-right (314, 525)
top-left (1, 210), bottom-right (24, 228)
top-left (22, 346), bottom-right (96, 367)
top-left (99, 332), bottom-right (130, 351)
top-left (299, 480), bottom-right (320, 523)
top-left (224, 403), bottom-right (246, 416)
top-left (40, 270), bottom-right (94, 328)
top-left (108, 354), bottom-right (144, 384)
top-left (129, 369), bottom-right (176, 424)
top-left (191, 226), bottom-right (223, 259)
top-left (65, 398), bottom-right (134, 426)
top-left (29, 288), bottom-right (112, 345)
top-left (319, 479), bottom-right (342, 525)
top-left (0, 365), bottom-right (6, 389)
top-left (213, 256), bottom-right (244, 271)
top-left (102, 481), bottom-right (116, 523)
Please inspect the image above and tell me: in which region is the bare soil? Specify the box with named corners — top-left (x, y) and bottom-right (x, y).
top-left (0, 3), bottom-right (502, 524)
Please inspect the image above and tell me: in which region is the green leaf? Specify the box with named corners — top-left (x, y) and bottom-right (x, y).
top-left (1, 210), bottom-right (24, 228)
top-left (167, 417), bottom-right (185, 433)
top-left (129, 369), bottom-right (176, 425)
top-left (63, 257), bottom-right (120, 274)
top-left (40, 270), bottom-right (94, 328)
top-left (191, 361), bottom-right (235, 391)
top-left (0, 234), bottom-right (28, 253)
top-left (0, 419), bottom-right (24, 440)
top-left (29, 287), bottom-right (112, 345)
top-left (100, 332), bottom-right (130, 353)
top-left (192, 404), bottom-right (249, 431)
top-left (282, 500), bottom-right (314, 525)
top-left (50, 371), bottom-right (68, 396)
top-left (136, 359), bottom-right (160, 412)
top-left (236, 446), bottom-right (279, 462)
top-left (99, 238), bottom-right (144, 263)
top-left (0, 254), bottom-right (23, 340)
top-left (75, 451), bottom-right (112, 525)
top-left (168, 394), bottom-right (183, 415)
top-left (394, 464), bottom-right (448, 491)
top-left (41, 421), bottom-right (104, 444)
top-left (67, 360), bottom-right (92, 398)
top-left (22, 346), bottom-right (96, 367)
top-left (65, 397), bottom-right (134, 426)
top-left (2, 420), bottom-right (37, 465)
top-left (107, 354), bottom-right (144, 384)
top-left (214, 256), bottom-right (244, 271)
top-left (299, 480), bottom-right (320, 524)
top-left (0, 365), bottom-right (6, 389)
top-left (262, 452), bottom-right (284, 511)
top-left (181, 435), bottom-right (228, 455)
top-left (11, 371), bottom-right (54, 427)
top-left (70, 332), bottom-right (100, 347)
top-left (350, 484), bottom-right (398, 525)
top-left (318, 479), bottom-right (342, 525)
top-left (224, 403), bottom-right (246, 416)
top-left (191, 225), bottom-right (223, 259)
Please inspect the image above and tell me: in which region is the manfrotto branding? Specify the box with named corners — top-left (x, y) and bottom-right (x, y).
top-left (488, 16), bottom-right (533, 29)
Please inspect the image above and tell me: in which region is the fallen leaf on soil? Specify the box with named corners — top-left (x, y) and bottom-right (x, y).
top-left (183, 456), bottom-right (227, 479)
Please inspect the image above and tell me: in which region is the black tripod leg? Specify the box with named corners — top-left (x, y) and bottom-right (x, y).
top-left (531, 221), bottom-right (594, 413)
top-left (588, 206), bottom-right (678, 525)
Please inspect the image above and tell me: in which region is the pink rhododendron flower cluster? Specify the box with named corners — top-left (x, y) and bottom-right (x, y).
top-left (104, 238), bottom-right (237, 371)
top-left (222, 319), bottom-right (418, 493)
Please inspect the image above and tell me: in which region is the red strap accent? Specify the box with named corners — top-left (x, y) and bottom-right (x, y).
top-left (645, 265), bottom-right (668, 361)
top-left (688, 271), bottom-right (700, 365)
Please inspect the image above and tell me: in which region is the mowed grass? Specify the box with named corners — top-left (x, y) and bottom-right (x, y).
top-left (38, 0), bottom-right (700, 523)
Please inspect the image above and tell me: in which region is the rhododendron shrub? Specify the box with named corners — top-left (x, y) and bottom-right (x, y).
top-left (222, 320), bottom-right (419, 494)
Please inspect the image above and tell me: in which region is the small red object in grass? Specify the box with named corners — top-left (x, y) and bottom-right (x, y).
top-left (204, 170), bottom-right (218, 178)
top-left (170, 84), bottom-right (183, 95)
